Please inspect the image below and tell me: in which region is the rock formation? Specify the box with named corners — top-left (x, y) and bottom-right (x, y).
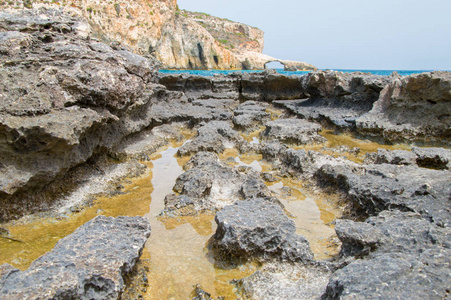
top-left (0, 216), bottom-right (151, 299)
top-left (1, 5), bottom-right (451, 299)
top-left (0, 0), bottom-right (316, 70)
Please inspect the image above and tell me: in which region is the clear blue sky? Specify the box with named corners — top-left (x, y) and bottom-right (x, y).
top-left (178, 0), bottom-right (451, 70)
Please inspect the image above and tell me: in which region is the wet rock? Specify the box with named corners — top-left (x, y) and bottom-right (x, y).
top-left (163, 152), bottom-right (274, 216)
top-left (334, 219), bottom-right (385, 257)
top-left (110, 124), bottom-right (185, 161)
top-left (315, 163), bottom-right (451, 226)
top-left (412, 146), bottom-right (451, 170)
top-left (261, 118), bottom-right (326, 145)
top-left (238, 262), bottom-right (332, 300)
top-left (233, 101), bottom-right (270, 132)
top-left (178, 121), bottom-right (249, 156)
top-left (213, 198), bottom-right (314, 262)
top-left (325, 211), bottom-right (451, 299)
top-left (261, 172), bottom-right (277, 182)
top-left (356, 72), bottom-right (451, 144)
top-left (190, 284), bottom-right (221, 300)
top-left (363, 149), bottom-right (417, 165)
top-left (0, 215), bottom-right (151, 299)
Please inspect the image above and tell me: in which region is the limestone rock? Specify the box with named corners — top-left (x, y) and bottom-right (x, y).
top-left (412, 147), bottom-right (451, 170)
top-left (177, 121), bottom-right (248, 156)
top-left (0, 215), bottom-right (151, 300)
top-left (315, 163), bottom-right (451, 226)
top-left (238, 262), bottom-right (332, 300)
top-left (274, 70), bottom-right (395, 130)
top-left (356, 71), bottom-right (451, 144)
top-left (163, 152), bottom-right (274, 216)
top-left (325, 211), bottom-right (451, 300)
top-left (233, 101), bottom-right (270, 132)
top-left (0, 7), bottom-right (168, 220)
top-left (213, 198), bottom-right (314, 262)
top-left (261, 118), bottom-right (326, 145)
top-left (363, 149), bottom-right (417, 165)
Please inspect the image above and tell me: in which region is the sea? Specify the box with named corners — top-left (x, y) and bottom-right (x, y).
top-left (158, 69), bottom-right (443, 77)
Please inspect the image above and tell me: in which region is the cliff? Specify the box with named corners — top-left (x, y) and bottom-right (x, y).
top-left (0, 0), bottom-right (317, 70)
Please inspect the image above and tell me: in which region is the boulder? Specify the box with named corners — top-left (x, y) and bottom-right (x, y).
top-left (213, 198), bottom-right (314, 262)
top-left (163, 152), bottom-right (274, 216)
top-left (412, 147), bottom-right (451, 170)
top-left (260, 118), bottom-right (326, 145)
top-left (177, 121), bottom-right (249, 156)
top-left (232, 101), bottom-right (270, 132)
top-left (0, 215), bottom-right (151, 299)
top-left (325, 211), bottom-right (451, 299)
top-left (315, 163), bottom-right (451, 226)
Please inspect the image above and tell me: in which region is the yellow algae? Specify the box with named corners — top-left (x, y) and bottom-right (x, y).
top-left (0, 162), bottom-right (155, 270)
top-left (266, 105), bottom-right (284, 120)
top-left (159, 215), bottom-right (215, 236)
top-left (140, 217), bottom-right (259, 300)
top-left (240, 126), bottom-right (265, 142)
top-left (292, 130), bottom-right (413, 163)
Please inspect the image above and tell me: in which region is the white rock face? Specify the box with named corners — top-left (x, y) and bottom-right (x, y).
top-left (1, 0), bottom-right (316, 70)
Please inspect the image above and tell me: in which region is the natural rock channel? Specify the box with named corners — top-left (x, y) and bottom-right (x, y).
top-left (1, 6), bottom-right (451, 300)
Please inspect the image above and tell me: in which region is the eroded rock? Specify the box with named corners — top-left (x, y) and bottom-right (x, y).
top-left (0, 215), bottom-right (151, 299)
top-left (356, 72), bottom-right (451, 144)
top-left (163, 152), bottom-right (274, 216)
top-left (178, 121), bottom-right (249, 156)
top-left (261, 118), bottom-right (326, 145)
top-left (213, 198), bottom-right (314, 263)
top-left (325, 211), bottom-right (451, 300)
top-left (233, 101), bottom-right (270, 132)
top-left (315, 163), bottom-right (451, 226)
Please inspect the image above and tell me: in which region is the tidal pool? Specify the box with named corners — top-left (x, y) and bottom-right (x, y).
top-left (0, 124), bottom-right (418, 299)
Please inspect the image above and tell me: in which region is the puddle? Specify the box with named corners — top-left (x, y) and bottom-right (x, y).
top-left (292, 129), bottom-right (413, 163)
top-left (4, 126), bottom-right (400, 298)
top-left (233, 154), bottom-right (342, 260)
top-left (135, 146), bottom-right (258, 299)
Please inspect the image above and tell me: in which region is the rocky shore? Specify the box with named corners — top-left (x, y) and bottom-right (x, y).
top-left (1, 6), bottom-right (450, 300)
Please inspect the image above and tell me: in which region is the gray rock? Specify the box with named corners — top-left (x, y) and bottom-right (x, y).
top-left (315, 163), bottom-right (451, 226)
top-left (325, 211), bottom-right (451, 300)
top-left (238, 262), bottom-right (332, 300)
top-left (274, 71), bottom-right (394, 130)
top-left (157, 74), bottom-right (240, 100)
top-left (363, 149), bottom-right (417, 165)
top-left (412, 146), bottom-right (451, 170)
top-left (240, 71), bottom-right (305, 101)
top-left (261, 119), bottom-right (326, 144)
top-left (110, 123), bottom-right (185, 161)
top-left (178, 121), bottom-right (249, 156)
top-left (0, 215), bottom-right (151, 300)
top-left (335, 219), bottom-right (385, 257)
top-left (0, 8), bottom-right (173, 221)
top-left (233, 101), bottom-right (270, 132)
top-left (356, 72), bottom-right (451, 145)
top-left (213, 198), bottom-right (314, 262)
top-left (163, 152), bottom-right (274, 216)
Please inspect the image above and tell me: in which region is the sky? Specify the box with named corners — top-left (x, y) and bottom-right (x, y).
top-left (177, 0), bottom-right (451, 70)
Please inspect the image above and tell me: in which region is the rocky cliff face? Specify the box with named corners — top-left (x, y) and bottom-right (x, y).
top-left (0, 0), bottom-right (316, 70)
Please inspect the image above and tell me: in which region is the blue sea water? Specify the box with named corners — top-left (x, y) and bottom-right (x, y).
top-left (158, 69), bottom-right (442, 77)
